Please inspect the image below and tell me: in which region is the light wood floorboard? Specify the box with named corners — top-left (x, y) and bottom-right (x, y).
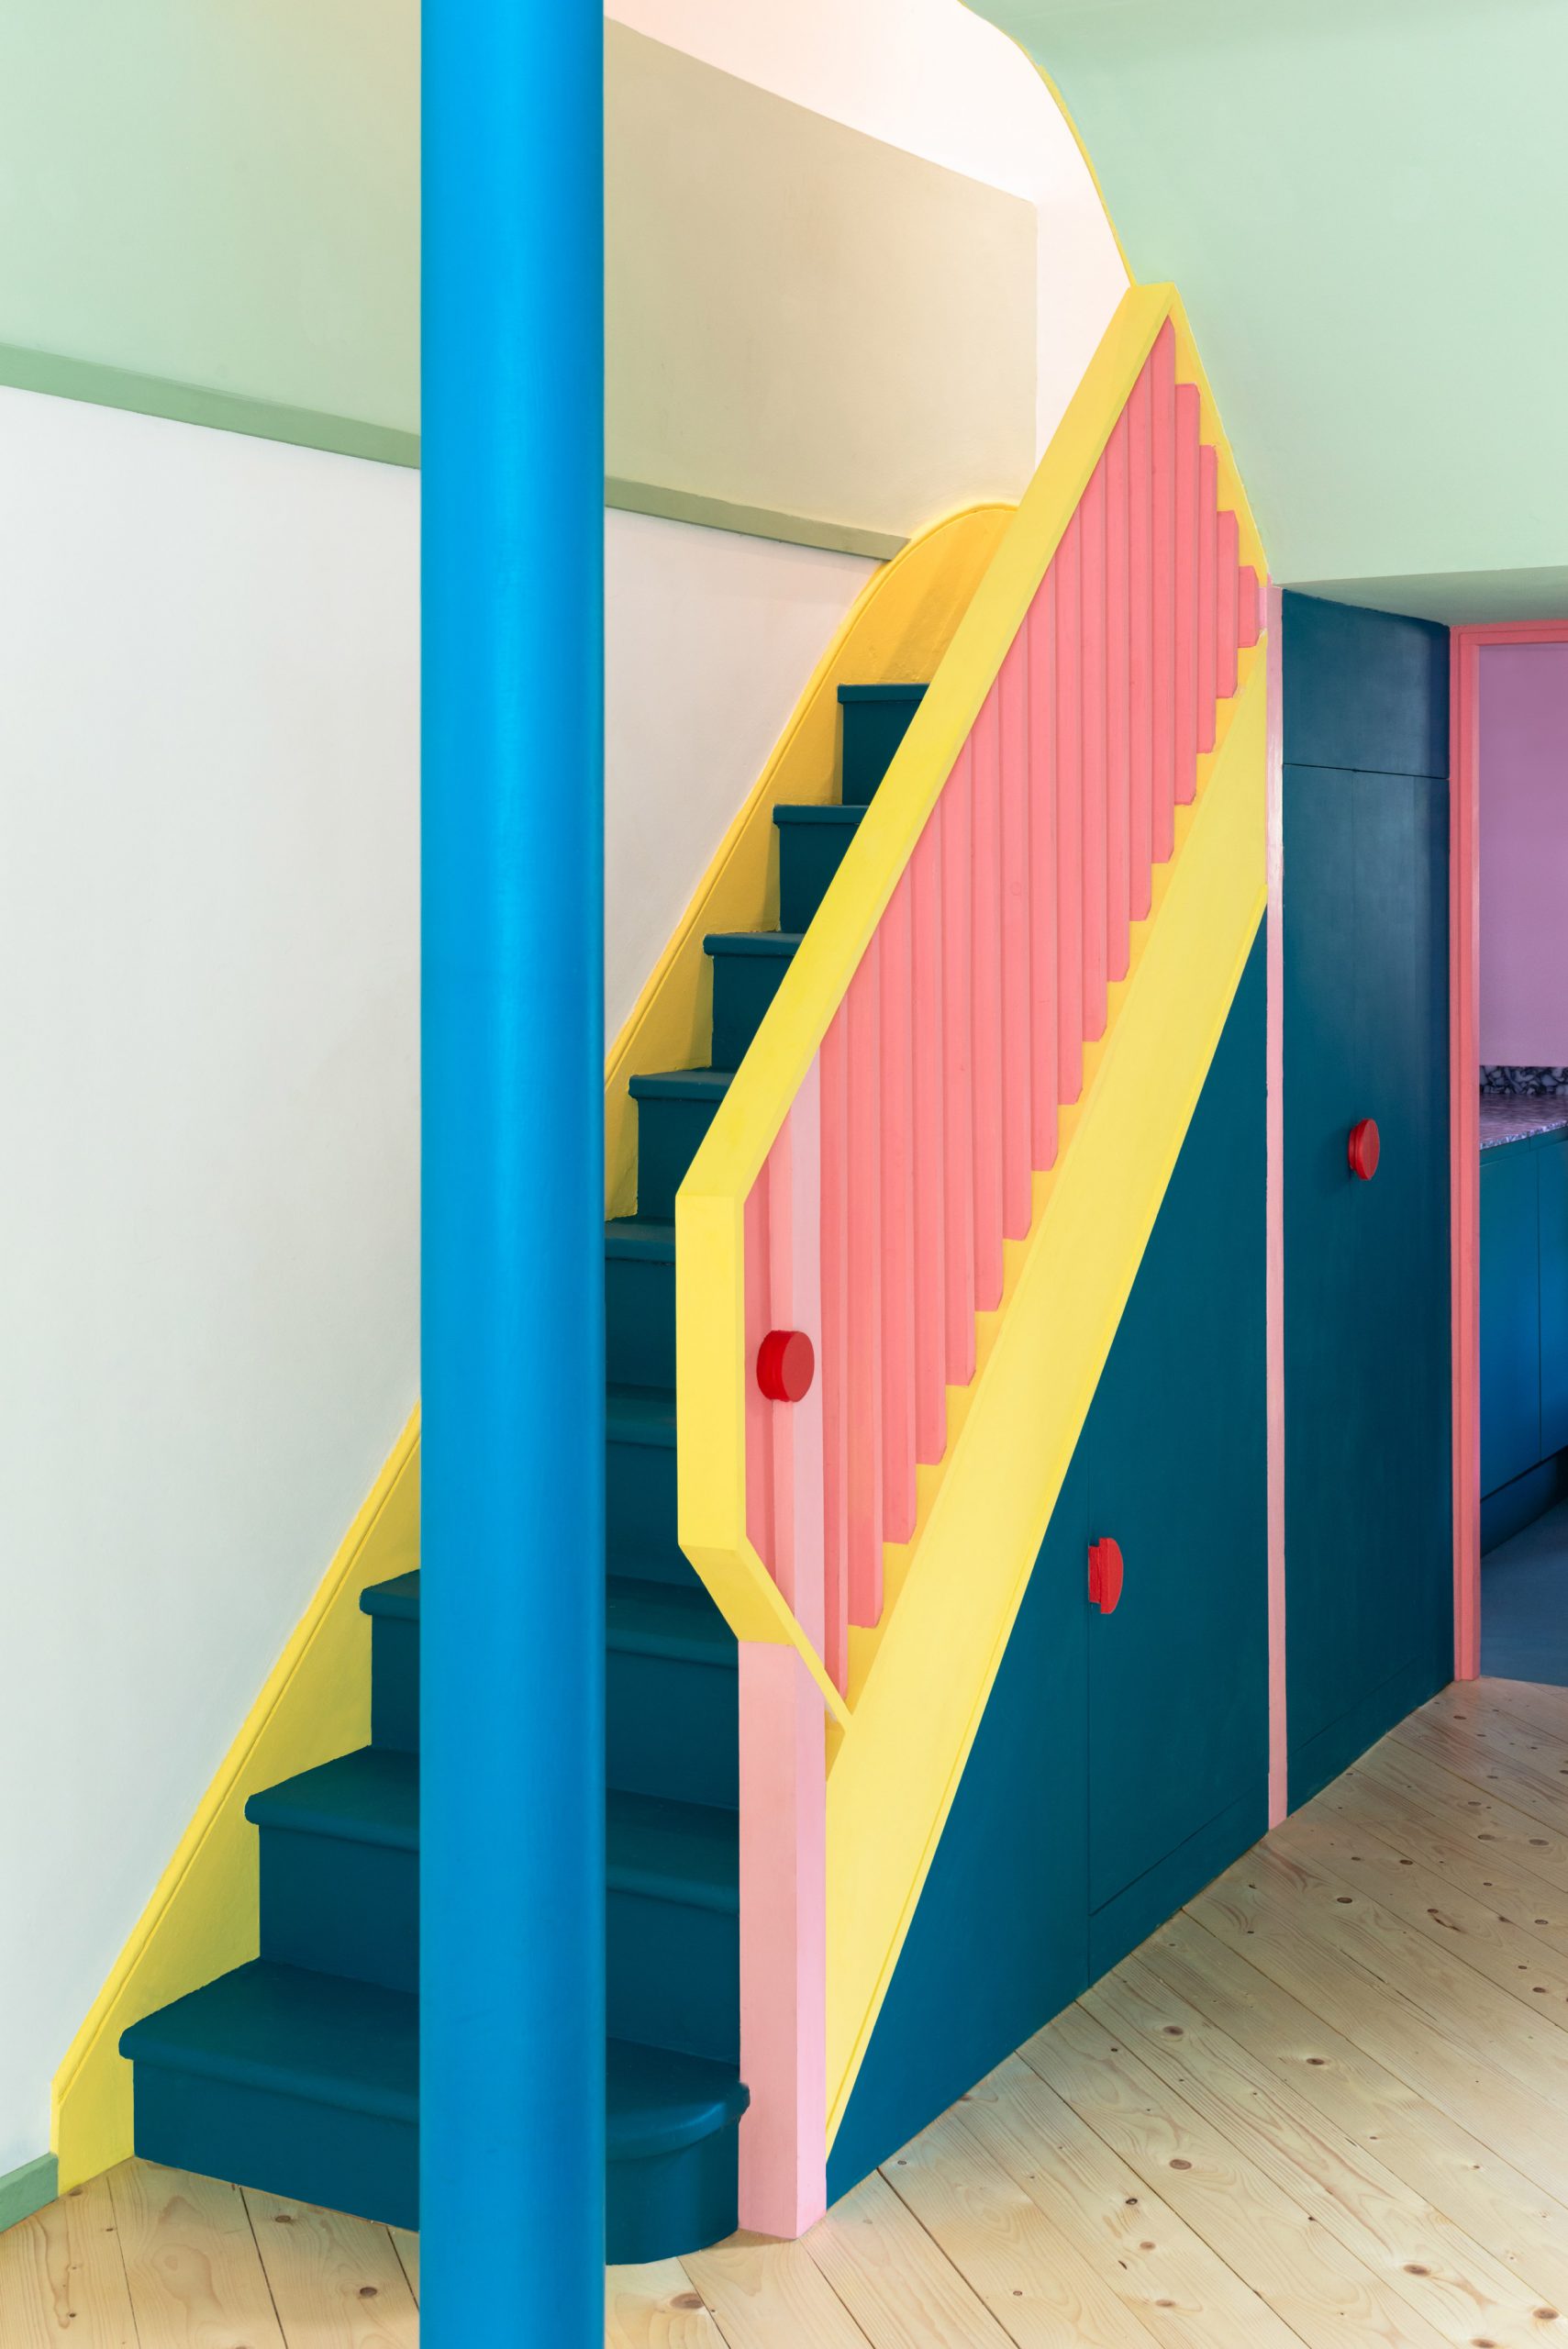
top-left (17, 1680), bottom-right (1568, 2343)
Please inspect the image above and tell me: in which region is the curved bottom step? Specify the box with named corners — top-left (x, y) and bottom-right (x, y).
top-left (606, 2037), bottom-right (749, 2265)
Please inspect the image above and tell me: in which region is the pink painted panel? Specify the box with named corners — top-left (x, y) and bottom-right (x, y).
top-left (1150, 324), bottom-right (1177, 863)
top-left (817, 1006), bottom-right (850, 1691)
top-left (1173, 382), bottom-right (1202, 806)
top-left (971, 685), bottom-right (1006, 1313)
top-left (1239, 565), bottom-right (1262, 651)
top-left (1196, 443), bottom-right (1218, 756)
top-left (878, 873), bottom-right (918, 1542)
top-left (1105, 412), bottom-right (1132, 986)
top-left (845, 940), bottom-right (884, 1624)
top-left (997, 632), bottom-right (1033, 1239)
top-left (737, 1642), bottom-right (827, 2238)
top-left (1127, 360), bottom-right (1155, 921)
top-left (1079, 462), bottom-right (1109, 1046)
top-left (1054, 512), bottom-right (1084, 1104)
top-left (1217, 508), bottom-right (1240, 705)
top-left (1027, 576), bottom-right (1061, 1170)
top-left (744, 1155), bottom-right (773, 1571)
top-left (940, 754), bottom-right (977, 1385)
top-left (909, 815), bottom-right (949, 1464)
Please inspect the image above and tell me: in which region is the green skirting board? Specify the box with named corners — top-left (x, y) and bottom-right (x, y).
top-left (0, 2153), bottom-right (59, 2236)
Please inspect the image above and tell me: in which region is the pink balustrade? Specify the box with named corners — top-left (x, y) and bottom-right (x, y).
top-left (744, 320), bottom-right (1262, 1693)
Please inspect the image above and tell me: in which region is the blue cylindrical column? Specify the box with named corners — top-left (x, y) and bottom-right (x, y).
top-left (421, 5), bottom-right (604, 2342)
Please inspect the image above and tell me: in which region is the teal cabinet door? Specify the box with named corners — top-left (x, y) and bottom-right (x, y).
top-left (1482, 1147), bottom-right (1542, 1493)
top-left (1540, 1139), bottom-right (1568, 1460)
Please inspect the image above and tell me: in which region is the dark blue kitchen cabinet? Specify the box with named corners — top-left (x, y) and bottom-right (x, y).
top-left (1539, 1137), bottom-right (1568, 1460)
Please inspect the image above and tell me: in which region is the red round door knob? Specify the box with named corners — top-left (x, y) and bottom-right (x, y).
top-left (757, 1328), bottom-right (815, 1403)
top-left (1088, 1536), bottom-right (1124, 1616)
top-left (1348, 1118), bottom-right (1381, 1181)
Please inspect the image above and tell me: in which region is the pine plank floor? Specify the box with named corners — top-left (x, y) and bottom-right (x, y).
top-left (13, 1677), bottom-right (1568, 2345)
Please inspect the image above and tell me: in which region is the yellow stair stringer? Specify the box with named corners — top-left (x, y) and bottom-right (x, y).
top-left (824, 650), bottom-right (1268, 2142)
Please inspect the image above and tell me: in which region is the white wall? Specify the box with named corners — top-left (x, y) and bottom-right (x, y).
top-left (606, 0), bottom-right (1129, 455)
top-left (606, 509), bottom-right (874, 1041)
top-left (0, 387), bottom-right (419, 2174)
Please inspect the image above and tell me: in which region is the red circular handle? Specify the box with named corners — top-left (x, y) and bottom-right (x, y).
top-left (1348, 1118), bottom-right (1380, 1181)
top-left (757, 1328), bottom-right (815, 1403)
top-left (1088, 1536), bottom-right (1124, 1616)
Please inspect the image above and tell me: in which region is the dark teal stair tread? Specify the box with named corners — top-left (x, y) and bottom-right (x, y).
top-left (246, 1747), bottom-right (417, 1851)
top-left (121, 1962), bottom-right (417, 2123)
top-left (705, 929), bottom-right (802, 951)
top-left (628, 1068), bottom-right (735, 1100)
top-left (606, 1217), bottom-right (675, 1261)
top-left (608, 1385), bottom-right (676, 1448)
top-left (837, 682), bottom-right (928, 702)
top-left (360, 1571), bottom-right (419, 1622)
top-left (607, 1577), bottom-right (734, 1667)
top-left (774, 803), bottom-right (864, 827)
top-left (608, 1789), bottom-right (738, 1914)
top-left (607, 2038), bottom-right (748, 2163)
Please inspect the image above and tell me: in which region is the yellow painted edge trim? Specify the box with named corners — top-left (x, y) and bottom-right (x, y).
top-left (51, 1412), bottom-right (421, 2189)
top-left (605, 500), bottom-right (1013, 1219)
top-left (675, 284), bottom-right (1172, 1589)
top-left (824, 651), bottom-right (1268, 2139)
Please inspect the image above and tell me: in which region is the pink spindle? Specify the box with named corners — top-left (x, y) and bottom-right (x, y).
top-left (1027, 577), bottom-right (1060, 1169)
top-left (970, 687), bottom-right (1006, 1313)
top-left (1239, 565), bottom-right (1263, 650)
top-left (1173, 382), bottom-right (1202, 806)
top-left (744, 1160), bottom-right (774, 1568)
top-left (1150, 323), bottom-right (1177, 862)
top-left (1079, 462), bottom-right (1108, 1046)
top-left (1104, 412), bottom-right (1131, 985)
top-left (909, 815), bottom-right (948, 1464)
top-left (817, 1007), bottom-right (850, 1689)
top-left (940, 755), bottom-right (977, 1385)
top-left (1197, 443), bottom-right (1219, 755)
top-left (1128, 358), bottom-right (1154, 921)
top-left (844, 941), bottom-right (883, 1625)
top-left (1217, 508), bottom-right (1240, 703)
top-left (1054, 513), bottom-right (1084, 1104)
top-left (997, 633), bottom-right (1032, 1238)
top-left (878, 874), bottom-right (917, 1542)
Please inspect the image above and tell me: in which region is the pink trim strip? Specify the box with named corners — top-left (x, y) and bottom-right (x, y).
top-left (1264, 585), bottom-right (1287, 1823)
top-left (1079, 461), bottom-right (1109, 1045)
top-left (1173, 383), bottom-right (1202, 806)
top-left (941, 754), bottom-right (977, 1383)
top-left (1127, 363), bottom-right (1154, 923)
top-left (971, 687), bottom-right (1006, 1312)
top-left (998, 635), bottom-right (1034, 1240)
top-left (1029, 572), bottom-right (1061, 1166)
top-left (1150, 325), bottom-right (1177, 862)
top-left (817, 1008), bottom-right (849, 1691)
top-left (1105, 412), bottom-right (1132, 985)
top-left (845, 939), bottom-right (884, 1624)
top-left (910, 816), bottom-right (948, 1464)
top-left (879, 875), bottom-right (917, 1542)
top-left (1055, 512), bottom-right (1084, 1103)
top-left (1196, 444), bottom-right (1218, 757)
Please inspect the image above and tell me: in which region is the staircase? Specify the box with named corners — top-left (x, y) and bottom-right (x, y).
top-left (118, 682), bottom-right (927, 2260)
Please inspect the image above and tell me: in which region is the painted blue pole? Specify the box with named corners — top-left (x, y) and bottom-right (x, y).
top-left (422, 4), bottom-right (604, 2343)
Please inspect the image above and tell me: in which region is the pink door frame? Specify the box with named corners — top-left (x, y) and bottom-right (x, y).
top-left (1450, 618), bottom-right (1568, 1681)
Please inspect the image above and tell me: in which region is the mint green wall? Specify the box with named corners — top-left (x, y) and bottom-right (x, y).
top-left (973, 0), bottom-right (1568, 620)
top-left (0, 1), bottom-right (417, 450)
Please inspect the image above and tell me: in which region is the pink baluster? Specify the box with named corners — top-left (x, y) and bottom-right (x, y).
top-left (1151, 322), bottom-right (1177, 862)
top-left (1128, 357), bottom-right (1154, 923)
top-left (845, 941), bottom-right (883, 1626)
top-left (1105, 411), bottom-right (1132, 986)
top-left (1054, 514), bottom-right (1084, 1104)
top-left (1173, 381), bottom-right (1202, 805)
top-left (909, 814), bottom-right (948, 1464)
top-left (1079, 462), bottom-right (1108, 1046)
top-left (1027, 583), bottom-right (1060, 1170)
top-left (878, 872), bottom-right (917, 1542)
top-left (1217, 508), bottom-right (1240, 704)
top-left (971, 686), bottom-right (1006, 1313)
top-left (743, 1155), bottom-right (774, 1569)
top-left (997, 632), bottom-right (1032, 1238)
top-left (817, 1005), bottom-right (850, 1690)
top-left (1197, 442), bottom-right (1218, 756)
top-left (940, 754), bottom-right (977, 1385)
top-left (1239, 565), bottom-right (1263, 649)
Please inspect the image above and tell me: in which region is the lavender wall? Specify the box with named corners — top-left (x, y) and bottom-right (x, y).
top-left (1481, 641), bottom-right (1568, 1063)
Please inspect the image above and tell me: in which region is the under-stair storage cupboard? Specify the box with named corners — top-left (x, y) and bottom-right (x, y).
top-left (1282, 592), bottom-right (1452, 1807)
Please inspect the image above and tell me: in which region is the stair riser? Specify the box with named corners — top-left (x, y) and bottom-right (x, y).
top-left (608, 2125), bottom-right (740, 2266)
top-left (606, 1249), bottom-right (675, 1391)
top-left (607, 1440), bottom-right (689, 1583)
top-left (608, 1891), bottom-right (739, 2065)
top-left (606, 1649), bottom-right (738, 1809)
top-left (259, 1831), bottom-right (417, 1996)
top-left (709, 950), bottom-right (796, 1072)
top-left (778, 820), bottom-right (860, 932)
top-left (370, 1616), bottom-right (419, 1753)
top-left (133, 2066), bottom-right (417, 2231)
top-left (635, 1094), bottom-right (723, 1219)
top-left (840, 693), bottom-right (925, 807)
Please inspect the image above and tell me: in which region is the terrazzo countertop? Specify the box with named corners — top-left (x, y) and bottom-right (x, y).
top-left (1480, 1097), bottom-right (1568, 1152)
